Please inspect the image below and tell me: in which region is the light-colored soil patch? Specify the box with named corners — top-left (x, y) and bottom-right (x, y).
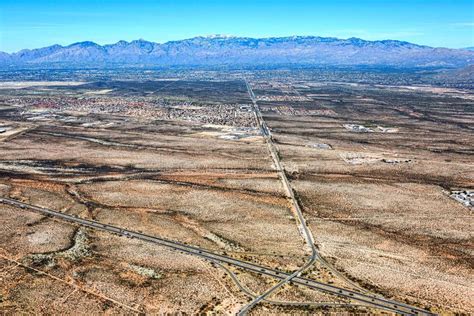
top-left (0, 81), bottom-right (86, 89)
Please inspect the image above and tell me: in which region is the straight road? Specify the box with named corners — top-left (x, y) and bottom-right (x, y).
top-left (244, 79), bottom-right (317, 255)
top-left (239, 79), bottom-right (435, 316)
top-left (239, 79), bottom-right (318, 314)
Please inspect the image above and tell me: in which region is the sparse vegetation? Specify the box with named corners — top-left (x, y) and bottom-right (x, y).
top-left (0, 72), bottom-right (472, 314)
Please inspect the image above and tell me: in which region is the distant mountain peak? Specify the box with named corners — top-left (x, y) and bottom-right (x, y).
top-left (202, 34), bottom-right (237, 39)
top-left (68, 41), bottom-right (99, 48)
top-left (131, 38), bottom-right (151, 43)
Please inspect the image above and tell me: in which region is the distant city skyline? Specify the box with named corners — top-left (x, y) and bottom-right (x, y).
top-left (1, 0), bottom-right (473, 53)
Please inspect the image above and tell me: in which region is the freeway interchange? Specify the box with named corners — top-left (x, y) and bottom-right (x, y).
top-left (0, 195), bottom-right (433, 315)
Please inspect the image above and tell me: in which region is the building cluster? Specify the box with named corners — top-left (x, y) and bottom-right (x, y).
top-left (343, 124), bottom-right (374, 133)
top-left (256, 95), bottom-right (311, 102)
top-left (343, 124), bottom-right (398, 133)
top-left (266, 105), bottom-right (337, 116)
top-left (1, 95), bottom-right (256, 127)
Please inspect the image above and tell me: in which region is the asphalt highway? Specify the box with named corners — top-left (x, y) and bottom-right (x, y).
top-left (239, 79), bottom-right (435, 315)
top-left (0, 197), bottom-right (434, 315)
top-left (238, 79), bottom-right (318, 315)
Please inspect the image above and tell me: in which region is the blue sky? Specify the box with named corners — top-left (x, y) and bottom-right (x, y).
top-left (0, 0), bottom-right (473, 52)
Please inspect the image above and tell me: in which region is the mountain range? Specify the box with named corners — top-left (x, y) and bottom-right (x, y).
top-left (1, 35), bottom-right (473, 68)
